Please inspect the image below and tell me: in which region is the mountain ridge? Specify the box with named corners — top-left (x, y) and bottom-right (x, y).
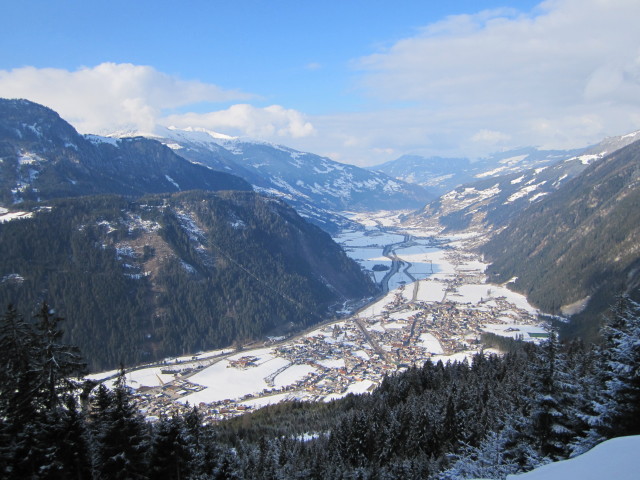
top-left (0, 99), bottom-right (252, 207)
top-left (116, 125), bottom-right (433, 228)
top-left (481, 138), bottom-right (640, 337)
top-left (0, 190), bottom-right (377, 371)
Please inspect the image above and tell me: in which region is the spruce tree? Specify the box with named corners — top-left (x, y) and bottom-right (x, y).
top-left (92, 370), bottom-right (149, 479)
top-left (0, 305), bottom-right (41, 478)
top-left (148, 415), bottom-right (190, 480)
top-left (32, 302), bottom-right (87, 411)
top-left (597, 296), bottom-right (640, 437)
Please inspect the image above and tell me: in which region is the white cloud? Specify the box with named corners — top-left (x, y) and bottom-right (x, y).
top-left (164, 104), bottom-right (315, 139)
top-left (0, 63), bottom-right (316, 145)
top-left (471, 129), bottom-right (510, 145)
top-left (0, 63), bottom-right (253, 134)
top-left (347, 0), bottom-right (640, 158)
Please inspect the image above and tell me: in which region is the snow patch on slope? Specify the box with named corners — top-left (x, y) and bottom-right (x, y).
top-left (505, 435), bottom-right (640, 480)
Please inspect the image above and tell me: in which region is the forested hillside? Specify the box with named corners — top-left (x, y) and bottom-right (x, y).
top-left (2, 297), bottom-right (639, 479)
top-left (0, 191), bottom-right (376, 370)
top-left (482, 140), bottom-right (640, 340)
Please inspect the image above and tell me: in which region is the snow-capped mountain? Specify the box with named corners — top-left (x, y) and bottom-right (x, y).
top-left (119, 126), bottom-right (433, 226)
top-left (482, 137), bottom-right (640, 327)
top-left (0, 99), bottom-right (251, 206)
top-left (412, 130), bottom-right (640, 232)
top-left (370, 147), bottom-right (583, 196)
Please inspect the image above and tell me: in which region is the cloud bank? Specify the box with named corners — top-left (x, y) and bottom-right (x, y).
top-left (1, 0), bottom-right (640, 167)
top-left (0, 63), bottom-right (314, 141)
top-left (164, 104), bottom-right (315, 139)
top-left (350, 0), bottom-right (640, 161)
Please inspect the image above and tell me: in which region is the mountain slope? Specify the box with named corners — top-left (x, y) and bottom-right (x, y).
top-left (481, 139), bottom-right (640, 333)
top-left (412, 131), bottom-right (640, 233)
top-left (0, 99), bottom-right (251, 206)
top-left (0, 191), bottom-right (377, 371)
top-left (128, 126), bottom-right (433, 215)
top-left (371, 147), bottom-right (582, 195)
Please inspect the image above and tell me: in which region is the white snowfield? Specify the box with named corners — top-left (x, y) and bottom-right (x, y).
top-left (498, 435), bottom-right (640, 480)
top-left (177, 348), bottom-right (294, 405)
top-left (0, 210), bottom-right (33, 223)
top-left (417, 333), bottom-right (444, 354)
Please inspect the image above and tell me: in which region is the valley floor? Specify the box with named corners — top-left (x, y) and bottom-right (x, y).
top-left (89, 210), bottom-right (548, 423)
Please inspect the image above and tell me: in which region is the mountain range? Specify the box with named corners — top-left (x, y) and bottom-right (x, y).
top-left (409, 130), bottom-right (640, 233)
top-left (0, 99), bottom-right (378, 370)
top-left (2, 97), bottom-right (640, 355)
top-left (0, 99), bottom-right (252, 206)
top-left (115, 126), bottom-right (433, 232)
top-left (369, 146), bottom-right (583, 195)
top-left (481, 138), bottom-right (640, 338)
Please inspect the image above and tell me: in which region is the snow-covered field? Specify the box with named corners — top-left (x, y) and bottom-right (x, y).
top-left (357, 291), bottom-right (401, 318)
top-left (416, 280), bottom-right (448, 302)
top-left (395, 244), bottom-right (443, 277)
top-left (125, 367), bottom-right (176, 389)
top-left (273, 364), bottom-right (317, 387)
top-left (417, 333), bottom-right (444, 354)
top-left (95, 213), bottom-right (544, 412)
top-left (453, 284), bottom-right (537, 314)
top-left (503, 435), bottom-right (640, 480)
top-left (0, 210), bottom-right (33, 223)
top-left (178, 348), bottom-right (290, 404)
top-left (341, 246), bottom-right (390, 283)
top-left (334, 230), bottom-right (404, 247)
top-left (482, 323), bottom-right (548, 341)
top-left (323, 380), bottom-right (375, 402)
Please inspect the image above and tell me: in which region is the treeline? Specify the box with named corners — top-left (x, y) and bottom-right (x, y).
top-left (0, 192), bottom-right (376, 371)
top-left (2, 297), bottom-right (639, 479)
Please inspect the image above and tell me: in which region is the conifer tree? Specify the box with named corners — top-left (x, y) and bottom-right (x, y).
top-left (597, 296), bottom-right (640, 437)
top-left (92, 369), bottom-right (149, 479)
top-left (0, 305), bottom-right (41, 478)
top-left (148, 415), bottom-right (191, 480)
top-left (32, 302), bottom-right (87, 411)
top-left (0, 304), bottom-right (39, 426)
top-left (36, 397), bottom-right (93, 480)
top-left (530, 331), bottom-right (575, 459)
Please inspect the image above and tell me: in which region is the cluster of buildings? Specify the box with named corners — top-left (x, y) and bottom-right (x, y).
top-left (123, 236), bottom-right (546, 423)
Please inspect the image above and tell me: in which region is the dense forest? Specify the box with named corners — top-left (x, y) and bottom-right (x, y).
top-left (1, 296), bottom-right (638, 479)
top-left (0, 191), bottom-right (376, 371)
top-left (482, 140), bottom-right (640, 342)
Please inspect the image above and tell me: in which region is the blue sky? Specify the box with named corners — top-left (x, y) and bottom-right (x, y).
top-left (2, 0), bottom-right (640, 166)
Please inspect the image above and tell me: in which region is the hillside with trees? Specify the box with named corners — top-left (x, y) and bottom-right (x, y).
top-left (0, 191), bottom-right (377, 371)
top-left (481, 140), bottom-right (640, 340)
top-left (1, 297), bottom-right (639, 478)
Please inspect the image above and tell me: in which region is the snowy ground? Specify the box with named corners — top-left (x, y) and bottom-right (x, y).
top-left (417, 333), bottom-right (444, 354)
top-left (416, 280), bottom-right (448, 302)
top-left (323, 380), bottom-right (375, 402)
top-left (96, 212), bottom-right (545, 414)
top-left (177, 348), bottom-right (295, 405)
top-left (481, 323), bottom-right (548, 341)
top-left (500, 435), bottom-right (640, 480)
top-left (0, 210), bottom-right (33, 223)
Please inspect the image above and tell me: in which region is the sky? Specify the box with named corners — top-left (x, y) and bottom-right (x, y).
top-left (2, 0), bottom-right (640, 167)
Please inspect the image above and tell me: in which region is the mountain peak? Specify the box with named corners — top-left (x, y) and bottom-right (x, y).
top-left (167, 125), bottom-right (237, 140)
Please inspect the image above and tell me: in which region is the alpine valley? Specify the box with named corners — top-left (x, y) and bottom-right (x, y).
top-left (0, 99), bottom-right (378, 370)
top-left (1, 98), bottom-right (640, 479)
